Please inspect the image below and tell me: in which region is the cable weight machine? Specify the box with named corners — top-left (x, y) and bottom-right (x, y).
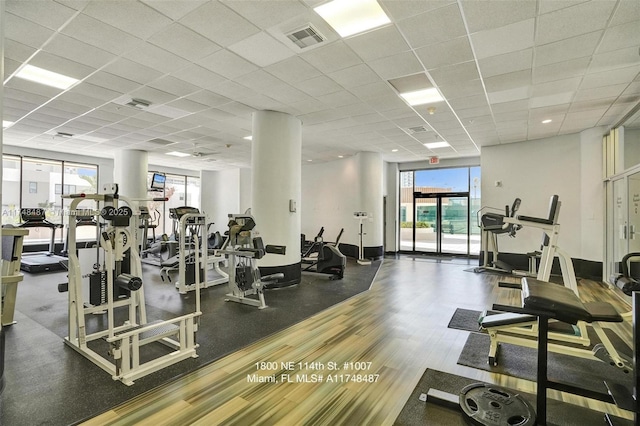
top-left (61, 184), bottom-right (201, 385)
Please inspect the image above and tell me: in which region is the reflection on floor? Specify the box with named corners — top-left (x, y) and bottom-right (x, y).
top-left (1, 258), bottom-right (379, 425)
top-left (82, 256), bottom-right (634, 425)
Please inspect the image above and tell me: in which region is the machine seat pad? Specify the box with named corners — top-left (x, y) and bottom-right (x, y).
top-left (583, 302), bottom-right (623, 323)
top-left (522, 278), bottom-right (592, 324)
top-left (481, 312), bottom-right (537, 328)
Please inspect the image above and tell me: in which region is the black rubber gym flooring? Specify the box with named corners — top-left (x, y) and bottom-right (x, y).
top-left (1, 258), bottom-right (380, 426)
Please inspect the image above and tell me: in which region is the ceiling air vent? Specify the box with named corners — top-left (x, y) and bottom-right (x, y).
top-left (408, 126), bottom-right (429, 134)
top-left (286, 24), bottom-right (325, 49)
top-left (126, 98), bottom-right (151, 110)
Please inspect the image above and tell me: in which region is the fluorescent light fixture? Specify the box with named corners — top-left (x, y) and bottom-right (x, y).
top-left (15, 64), bottom-right (79, 90)
top-left (542, 119), bottom-right (552, 124)
top-left (3, 120), bottom-right (15, 128)
top-left (307, 159), bottom-right (313, 162)
top-left (338, 155), bottom-right (344, 158)
top-left (243, 136), bottom-right (252, 140)
top-left (314, 0), bottom-right (391, 38)
top-left (424, 141), bottom-right (450, 149)
top-left (399, 88), bottom-right (444, 106)
top-left (391, 149), bottom-right (398, 152)
top-left (166, 151), bottom-right (191, 158)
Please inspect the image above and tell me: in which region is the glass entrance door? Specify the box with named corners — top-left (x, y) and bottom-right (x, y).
top-left (440, 196), bottom-right (469, 254)
top-left (414, 195), bottom-right (438, 253)
top-left (414, 192), bottom-right (469, 255)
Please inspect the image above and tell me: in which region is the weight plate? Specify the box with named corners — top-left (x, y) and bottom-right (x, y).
top-left (459, 383), bottom-right (536, 426)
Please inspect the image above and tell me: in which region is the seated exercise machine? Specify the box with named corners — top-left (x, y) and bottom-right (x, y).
top-left (1, 226), bottom-right (29, 326)
top-left (60, 184), bottom-right (201, 385)
top-left (218, 213), bottom-right (286, 309)
top-left (428, 277), bottom-right (639, 426)
top-left (475, 198), bottom-right (523, 274)
top-left (480, 195), bottom-right (630, 370)
top-left (160, 206), bottom-right (228, 293)
top-left (301, 227), bottom-right (346, 280)
top-left (18, 208), bottom-right (66, 273)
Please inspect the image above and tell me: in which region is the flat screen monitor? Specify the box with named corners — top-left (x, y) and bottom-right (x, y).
top-left (150, 173), bottom-right (166, 190)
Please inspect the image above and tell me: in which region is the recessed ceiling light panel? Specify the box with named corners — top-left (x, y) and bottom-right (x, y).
top-left (424, 141), bottom-right (450, 149)
top-left (166, 151), bottom-right (191, 158)
top-left (15, 64), bottom-right (79, 90)
top-left (314, 0), bottom-right (391, 38)
top-left (542, 119), bottom-right (552, 124)
top-left (3, 120), bottom-right (15, 128)
top-left (400, 88), bottom-right (444, 106)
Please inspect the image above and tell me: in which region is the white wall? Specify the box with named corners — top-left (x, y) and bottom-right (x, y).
top-left (301, 156), bottom-right (360, 245)
top-left (481, 131), bottom-right (603, 261)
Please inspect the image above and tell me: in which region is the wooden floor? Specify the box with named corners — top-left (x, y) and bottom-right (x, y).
top-left (82, 257), bottom-right (634, 425)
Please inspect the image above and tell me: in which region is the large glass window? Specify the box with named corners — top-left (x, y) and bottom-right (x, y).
top-left (1, 155), bottom-right (99, 245)
top-left (399, 166), bottom-right (480, 255)
top-left (21, 158), bottom-right (63, 243)
top-left (146, 172), bottom-right (200, 237)
top-left (2, 156), bottom-right (21, 226)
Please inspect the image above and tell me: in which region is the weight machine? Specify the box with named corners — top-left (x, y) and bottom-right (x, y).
top-left (160, 207), bottom-right (228, 294)
top-left (481, 195), bottom-right (630, 370)
top-left (61, 184), bottom-right (201, 385)
top-left (218, 213), bottom-right (286, 309)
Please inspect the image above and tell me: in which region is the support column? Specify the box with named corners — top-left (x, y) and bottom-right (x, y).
top-left (239, 168), bottom-right (252, 213)
top-left (357, 152), bottom-right (384, 259)
top-left (251, 110), bottom-right (301, 287)
top-left (114, 149), bottom-right (148, 200)
top-left (200, 169), bottom-right (240, 232)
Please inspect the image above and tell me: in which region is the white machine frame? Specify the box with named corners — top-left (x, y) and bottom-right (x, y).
top-left (1, 227), bottom-right (29, 326)
top-left (160, 211), bottom-right (228, 294)
top-left (63, 185), bottom-right (202, 385)
top-left (484, 200), bottom-right (628, 369)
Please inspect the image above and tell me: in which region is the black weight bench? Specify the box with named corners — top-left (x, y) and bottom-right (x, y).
top-left (506, 277), bottom-right (633, 425)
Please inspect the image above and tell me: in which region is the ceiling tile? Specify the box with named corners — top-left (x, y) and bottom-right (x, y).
top-left (84, 71), bottom-right (141, 94)
top-left (5, 12), bottom-right (55, 49)
top-left (102, 58), bottom-right (163, 85)
top-left (529, 92), bottom-right (575, 108)
top-left (533, 77), bottom-right (582, 98)
top-left (300, 41), bottom-right (362, 74)
top-left (222, 0), bottom-right (309, 30)
top-left (265, 56), bottom-right (322, 83)
top-left (609, 0), bottom-right (640, 27)
top-left (598, 20), bottom-right (640, 53)
top-left (415, 36), bottom-right (474, 70)
top-left (535, 31), bottom-right (602, 67)
top-left (29, 51), bottom-right (95, 80)
top-left (61, 13), bottom-right (142, 55)
top-left (198, 49), bottom-right (259, 79)
top-left (532, 57), bottom-right (591, 84)
top-left (380, 0), bottom-right (456, 21)
top-left (293, 75), bottom-right (343, 97)
top-left (149, 23), bottom-right (222, 62)
top-left (430, 61), bottom-right (481, 87)
top-left (148, 76), bottom-right (201, 98)
top-left (581, 66), bottom-right (640, 90)
top-left (123, 42), bottom-right (192, 75)
top-left (590, 46), bottom-right (640, 74)
top-left (228, 32), bottom-right (295, 67)
top-left (328, 64), bottom-right (380, 88)
top-left (44, 34), bottom-right (116, 70)
top-left (536, 1), bottom-right (614, 45)
top-left (185, 90), bottom-right (233, 108)
top-left (69, 82), bottom-right (122, 102)
top-left (438, 79), bottom-right (486, 100)
top-left (82, 0), bottom-right (173, 39)
top-left (483, 69), bottom-right (531, 93)
top-left (6, 0), bottom-right (78, 30)
top-left (4, 39), bottom-right (37, 63)
top-left (397, 4), bottom-right (467, 49)
top-left (478, 48), bottom-right (533, 78)
top-left (471, 18), bottom-right (535, 59)
top-left (461, 0), bottom-right (536, 33)
top-left (488, 86), bottom-right (531, 104)
top-left (180, 1), bottom-right (260, 47)
top-left (369, 52), bottom-right (424, 80)
top-left (141, 0), bottom-right (208, 21)
top-left (573, 83), bottom-right (628, 102)
top-left (171, 65), bottom-right (227, 92)
top-left (345, 25), bottom-right (411, 62)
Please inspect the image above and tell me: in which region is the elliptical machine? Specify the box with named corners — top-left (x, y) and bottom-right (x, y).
top-left (475, 198), bottom-right (522, 274)
top-left (301, 228), bottom-right (346, 280)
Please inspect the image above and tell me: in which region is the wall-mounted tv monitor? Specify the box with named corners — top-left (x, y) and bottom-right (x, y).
top-left (150, 173), bottom-right (166, 190)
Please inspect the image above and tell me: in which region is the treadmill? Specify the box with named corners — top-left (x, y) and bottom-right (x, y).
top-left (19, 208), bottom-right (66, 273)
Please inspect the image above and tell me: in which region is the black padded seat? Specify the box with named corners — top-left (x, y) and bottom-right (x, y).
top-left (522, 278), bottom-right (622, 325)
top-left (583, 302), bottom-right (623, 323)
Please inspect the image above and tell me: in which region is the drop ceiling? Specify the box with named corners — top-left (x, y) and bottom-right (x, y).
top-left (2, 0), bottom-right (639, 171)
